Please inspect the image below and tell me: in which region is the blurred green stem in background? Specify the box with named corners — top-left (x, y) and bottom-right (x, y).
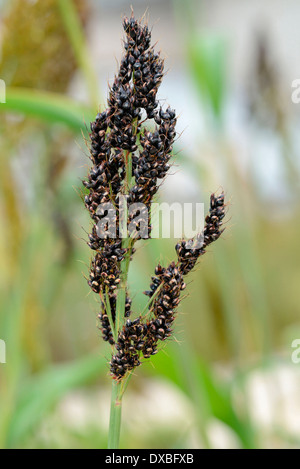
top-left (0, 217), bottom-right (47, 447)
top-left (57, 0), bottom-right (100, 111)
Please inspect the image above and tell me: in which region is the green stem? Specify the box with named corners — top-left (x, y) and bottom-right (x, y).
top-left (125, 150), bottom-right (133, 191)
top-left (107, 120), bottom-right (138, 449)
top-left (140, 282), bottom-right (163, 318)
top-left (108, 380), bottom-right (122, 449)
top-left (115, 147), bottom-right (134, 333)
top-left (104, 289), bottom-right (117, 343)
top-left (57, 0), bottom-right (100, 111)
top-left (115, 238), bottom-right (132, 334)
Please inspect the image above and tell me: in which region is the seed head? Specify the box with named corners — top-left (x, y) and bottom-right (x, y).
top-left (82, 13), bottom-right (227, 381)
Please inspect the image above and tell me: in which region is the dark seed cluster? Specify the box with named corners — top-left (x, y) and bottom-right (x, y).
top-left (131, 107), bottom-right (176, 207)
top-left (83, 14), bottom-right (180, 343)
top-left (82, 13), bottom-right (227, 381)
top-left (110, 262), bottom-right (185, 379)
top-left (84, 14), bottom-right (163, 338)
top-left (110, 317), bottom-right (145, 377)
top-left (176, 193), bottom-right (226, 275)
top-left (110, 193), bottom-right (226, 380)
top-left (122, 15), bottom-right (163, 118)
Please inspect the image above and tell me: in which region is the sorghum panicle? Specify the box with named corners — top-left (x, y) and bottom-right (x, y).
top-left (83, 13), bottom-right (227, 380)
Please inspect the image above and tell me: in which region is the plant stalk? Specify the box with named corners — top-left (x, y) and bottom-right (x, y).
top-left (108, 379), bottom-right (122, 448)
top-left (107, 143), bottom-right (135, 449)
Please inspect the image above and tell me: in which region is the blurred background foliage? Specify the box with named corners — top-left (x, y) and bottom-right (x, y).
top-left (0, 0), bottom-right (299, 449)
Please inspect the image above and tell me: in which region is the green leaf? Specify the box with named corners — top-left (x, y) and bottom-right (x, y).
top-left (6, 353), bottom-right (106, 448)
top-left (187, 34), bottom-right (227, 125)
top-left (2, 87), bottom-right (94, 132)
